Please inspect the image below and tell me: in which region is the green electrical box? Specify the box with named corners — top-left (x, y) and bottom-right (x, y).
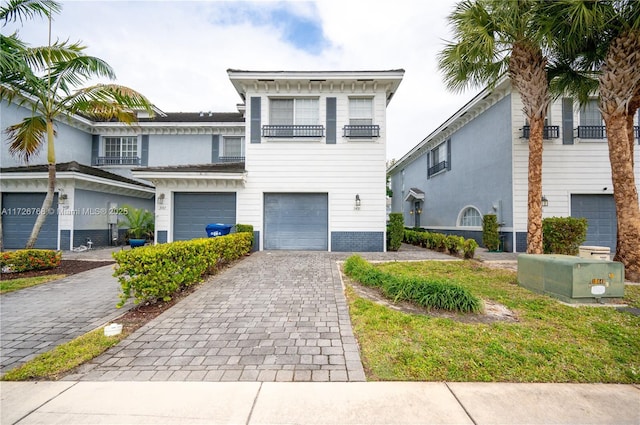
top-left (517, 254), bottom-right (625, 304)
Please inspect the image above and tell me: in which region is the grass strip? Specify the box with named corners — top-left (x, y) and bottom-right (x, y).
top-left (1, 327), bottom-right (127, 381)
top-left (343, 255), bottom-right (481, 313)
top-left (346, 260), bottom-right (640, 383)
top-left (0, 275), bottom-right (66, 294)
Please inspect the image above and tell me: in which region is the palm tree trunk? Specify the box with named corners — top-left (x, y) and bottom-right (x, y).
top-left (25, 119), bottom-right (56, 248)
top-left (607, 114), bottom-right (640, 282)
top-left (527, 117), bottom-right (545, 254)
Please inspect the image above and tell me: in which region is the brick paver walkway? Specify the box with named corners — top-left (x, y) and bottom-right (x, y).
top-left (0, 265), bottom-right (131, 373)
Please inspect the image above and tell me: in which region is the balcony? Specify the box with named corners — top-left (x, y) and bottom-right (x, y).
top-left (522, 125), bottom-right (560, 139)
top-left (94, 156), bottom-right (141, 166)
top-left (636, 126), bottom-right (639, 139)
top-left (343, 124), bottom-right (380, 138)
top-left (262, 125), bottom-right (324, 138)
top-left (428, 160), bottom-right (447, 177)
top-left (577, 125), bottom-right (606, 139)
top-left (218, 156), bottom-right (245, 163)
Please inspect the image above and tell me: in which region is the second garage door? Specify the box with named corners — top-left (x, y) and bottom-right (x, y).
top-left (1, 193), bottom-right (59, 249)
top-left (571, 194), bottom-right (617, 252)
top-left (173, 192), bottom-right (236, 241)
top-left (264, 193), bottom-right (328, 250)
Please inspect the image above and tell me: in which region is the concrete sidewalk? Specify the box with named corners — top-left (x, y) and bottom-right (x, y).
top-left (2, 381), bottom-right (638, 424)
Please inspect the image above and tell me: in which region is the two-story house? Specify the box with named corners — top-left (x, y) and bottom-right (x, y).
top-left (388, 77), bottom-right (640, 253)
top-left (1, 69), bottom-right (404, 252)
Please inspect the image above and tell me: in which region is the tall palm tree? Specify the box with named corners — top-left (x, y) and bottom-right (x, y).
top-left (1, 1), bottom-right (154, 248)
top-left (438, 0), bottom-right (550, 254)
top-left (542, 0), bottom-right (640, 281)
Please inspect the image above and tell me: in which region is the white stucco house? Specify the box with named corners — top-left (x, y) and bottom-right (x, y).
top-left (1, 69), bottom-right (404, 251)
top-left (388, 77), bottom-right (640, 253)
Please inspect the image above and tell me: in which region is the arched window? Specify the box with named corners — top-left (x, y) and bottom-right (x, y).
top-left (459, 206), bottom-right (482, 227)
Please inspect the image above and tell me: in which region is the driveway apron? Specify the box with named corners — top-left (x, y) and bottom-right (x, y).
top-left (73, 251), bottom-right (367, 382)
top-left (1, 265), bottom-right (129, 374)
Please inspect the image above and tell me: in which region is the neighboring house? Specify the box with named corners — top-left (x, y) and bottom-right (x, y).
top-left (388, 77), bottom-right (640, 253)
top-left (1, 69), bottom-right (404, 251)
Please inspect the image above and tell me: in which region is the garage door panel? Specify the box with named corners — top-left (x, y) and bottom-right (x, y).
top-left (571, 194), bottom-right (616, 252)
top-left (173, 193), bottom-right (236, 241)
top-left (2, 193), bottom-right (58, 249)
top-left (264, 193), bottom-right (328, 250)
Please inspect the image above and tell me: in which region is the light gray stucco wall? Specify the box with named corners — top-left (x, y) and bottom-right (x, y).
top-left (1, 101), bottom-right (92, 167)
top-left (73, 189), bottom-right (154, 230)
top-left (148, 134), bottom-right (213, 166)
top-left (390, 154), bottom-right (428, 227)
top-left (424, 95), bottom-right (513, 228)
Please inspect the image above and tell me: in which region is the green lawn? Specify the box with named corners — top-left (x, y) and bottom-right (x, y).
top-left (0, 275), bottom-right (66, 294)
top-left (346, 260), bottom-right (640, 383)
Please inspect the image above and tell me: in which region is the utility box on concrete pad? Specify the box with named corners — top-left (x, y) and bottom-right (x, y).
top-left (579, 246), bottom-right (611, 261)
top-left (517, 254), bottom-right (624, 304)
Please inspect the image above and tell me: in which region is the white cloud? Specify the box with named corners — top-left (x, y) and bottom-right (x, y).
top-left (7, 0), bottom-right (481, 160)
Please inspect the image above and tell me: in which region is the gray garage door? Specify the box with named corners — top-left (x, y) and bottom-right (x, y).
top-left (571, 194), bottom-right (617, 251)
top-left (264, 193), bottom-right (328, 250)
top-left (173, 192), bottom-right (236, 241)
top-left (2, 193), bottom-right (59, 249)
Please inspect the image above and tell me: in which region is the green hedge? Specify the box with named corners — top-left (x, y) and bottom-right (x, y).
top-left (1, 249), bottom-right (62, 273)
top-left (543, 217), bottom-right (588, 255)
top-left (403, 229), bottom-right (478, 259)
top-left (482, 214), bottom-right (500, 251)
top-left (343, 255), bottom-right (481, 313)
top-left (113, 232), bottom-right (252, 307)
top-left (387, 213), bottom-right (404, 251)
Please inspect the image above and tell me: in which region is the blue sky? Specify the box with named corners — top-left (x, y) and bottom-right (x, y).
top-left (6, 0), bottom-right (470, 161)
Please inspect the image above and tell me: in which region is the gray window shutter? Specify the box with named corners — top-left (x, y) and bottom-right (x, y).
top-left (426, 152), bottom-right (431, 179)
top-left (446, 139), bottom-right (452, 170)
top-left (326, 97), bottom-right (337, 144)
top-left (212, 135), bottom-right (220, 162)
top-left (91, 135), bottom-right (99, 165)
top-left (562, 98), bottom-right (574, 145)
top-left (250, 97), bottom-right (261, 144)
top-left (141, 135), bottom-right (149, 166)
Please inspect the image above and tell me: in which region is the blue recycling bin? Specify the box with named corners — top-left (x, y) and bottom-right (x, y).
top-left (205, 223), bottom-right (233, 237)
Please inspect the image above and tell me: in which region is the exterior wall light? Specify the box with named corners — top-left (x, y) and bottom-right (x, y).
top-left (158, 193), bottom-right (165, 205)
top-left (355, 194), bottom-right (361, 210)
top-left (542, 195), bottom-right (548, 207)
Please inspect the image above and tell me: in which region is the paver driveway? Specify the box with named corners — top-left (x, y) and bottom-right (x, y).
top-left (72, 251), bottom-right (368, 382)
top-left (0, 265), bottom-right (130, 374)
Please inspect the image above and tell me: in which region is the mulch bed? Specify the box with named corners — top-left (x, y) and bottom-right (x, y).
top-left (0, 260), bottom-right (115, 280)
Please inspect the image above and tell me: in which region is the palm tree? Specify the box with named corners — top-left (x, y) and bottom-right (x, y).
top-left (1, 1), bottom-right (154, 248)
top-left (541, 0), bottom-right (640, 281)
top-left (438, 0), bottom-right (550, 254)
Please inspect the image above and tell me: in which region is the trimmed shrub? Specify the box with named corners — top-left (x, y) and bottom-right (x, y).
top-left (543, 217), bottom-right (588, 255)
top-left (344, 255), bottom-right (481, 313)
top-left (1, 249), bottom-right (61, 273)
top-left (463, 239), bottom-right (479, 259)
top-left (387, 213), bottom-right (404, 251)
top-left (482, 214), bottom-right (500, 251)
top-left (235, 223), bottom-right (253, 234)
top-left (445, 235), bottom-right (465, 255)
top-left (113, 232), bottom-right (252, 307)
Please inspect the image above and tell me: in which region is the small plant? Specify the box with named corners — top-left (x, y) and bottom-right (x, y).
top-left (463, 238), bottom-right (479, 259)
top-left (543, 217), bottom-right (588, 255)
top-left (445, 235), bottom-right (465, 255)
top-left (1, 249), bottom-right (61, 273)
top-left (118, 205), bottom-right (154, 240)
top-left (482, 214), bottom-right (500, 251)
top-left (387, 213), bottom-right (404, 251)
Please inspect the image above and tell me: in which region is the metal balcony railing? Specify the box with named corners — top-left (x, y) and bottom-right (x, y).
top-left (428, 160), bottom-right (447, 177)
top-left (262, 125), bottom-right (324, 138)
top-left (522, 125), bottom-right (560, 139)
top-left (94, 156), bottom-right (141, 166)
top-left (343, 124), bottom-right (380, 138)
top-left (218, 156), bottom-right (245, 163)
top-left (635, 126), bottom-right (639, 139)
top-left (577, 125), bottom-right (606, 139)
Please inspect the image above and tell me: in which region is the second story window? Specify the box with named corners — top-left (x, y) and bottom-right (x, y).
top-left (578, 99), bottom-right (605, 139)
top-left (344, 97), bottom-right (379, 138)
top-left (221, 136), bottom-right (244, 162)
top-left (263, 98), bottom-right (323, 138)
top-left (428, 141), bottom-right (448, 177)
top-left (98, 136), bottom-right (140, 165)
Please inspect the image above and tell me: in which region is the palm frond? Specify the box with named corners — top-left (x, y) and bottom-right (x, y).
top-left (48, 54), bottom-right (116, 96)
top-left (62, 84), bottom-right (154, 122)
top-left (21, 41), bottom-right (87, 73)
top-left (5, 115), bottom-right (48, 163)
top-left (0, 0), bottom-right (61, 25)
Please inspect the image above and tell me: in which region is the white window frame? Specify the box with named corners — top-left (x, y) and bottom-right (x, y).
top-left (349, 97), bottom-right (373, 125)
top-left (102, 136), bottom-right (140, 165)
top-left (221, 136), bottom-right (244, 157)
top-left (580, 99), bottom-right (603, 126)
top-left (431, 142), bottom-right (447, 168)
top-left (457, 206), bottom-right (482, 228)
top-left (269, 98), bottom-right (319, 126)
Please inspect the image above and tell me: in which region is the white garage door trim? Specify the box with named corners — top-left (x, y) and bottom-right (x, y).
top-left (264, 193), bottom-right (328, 250)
